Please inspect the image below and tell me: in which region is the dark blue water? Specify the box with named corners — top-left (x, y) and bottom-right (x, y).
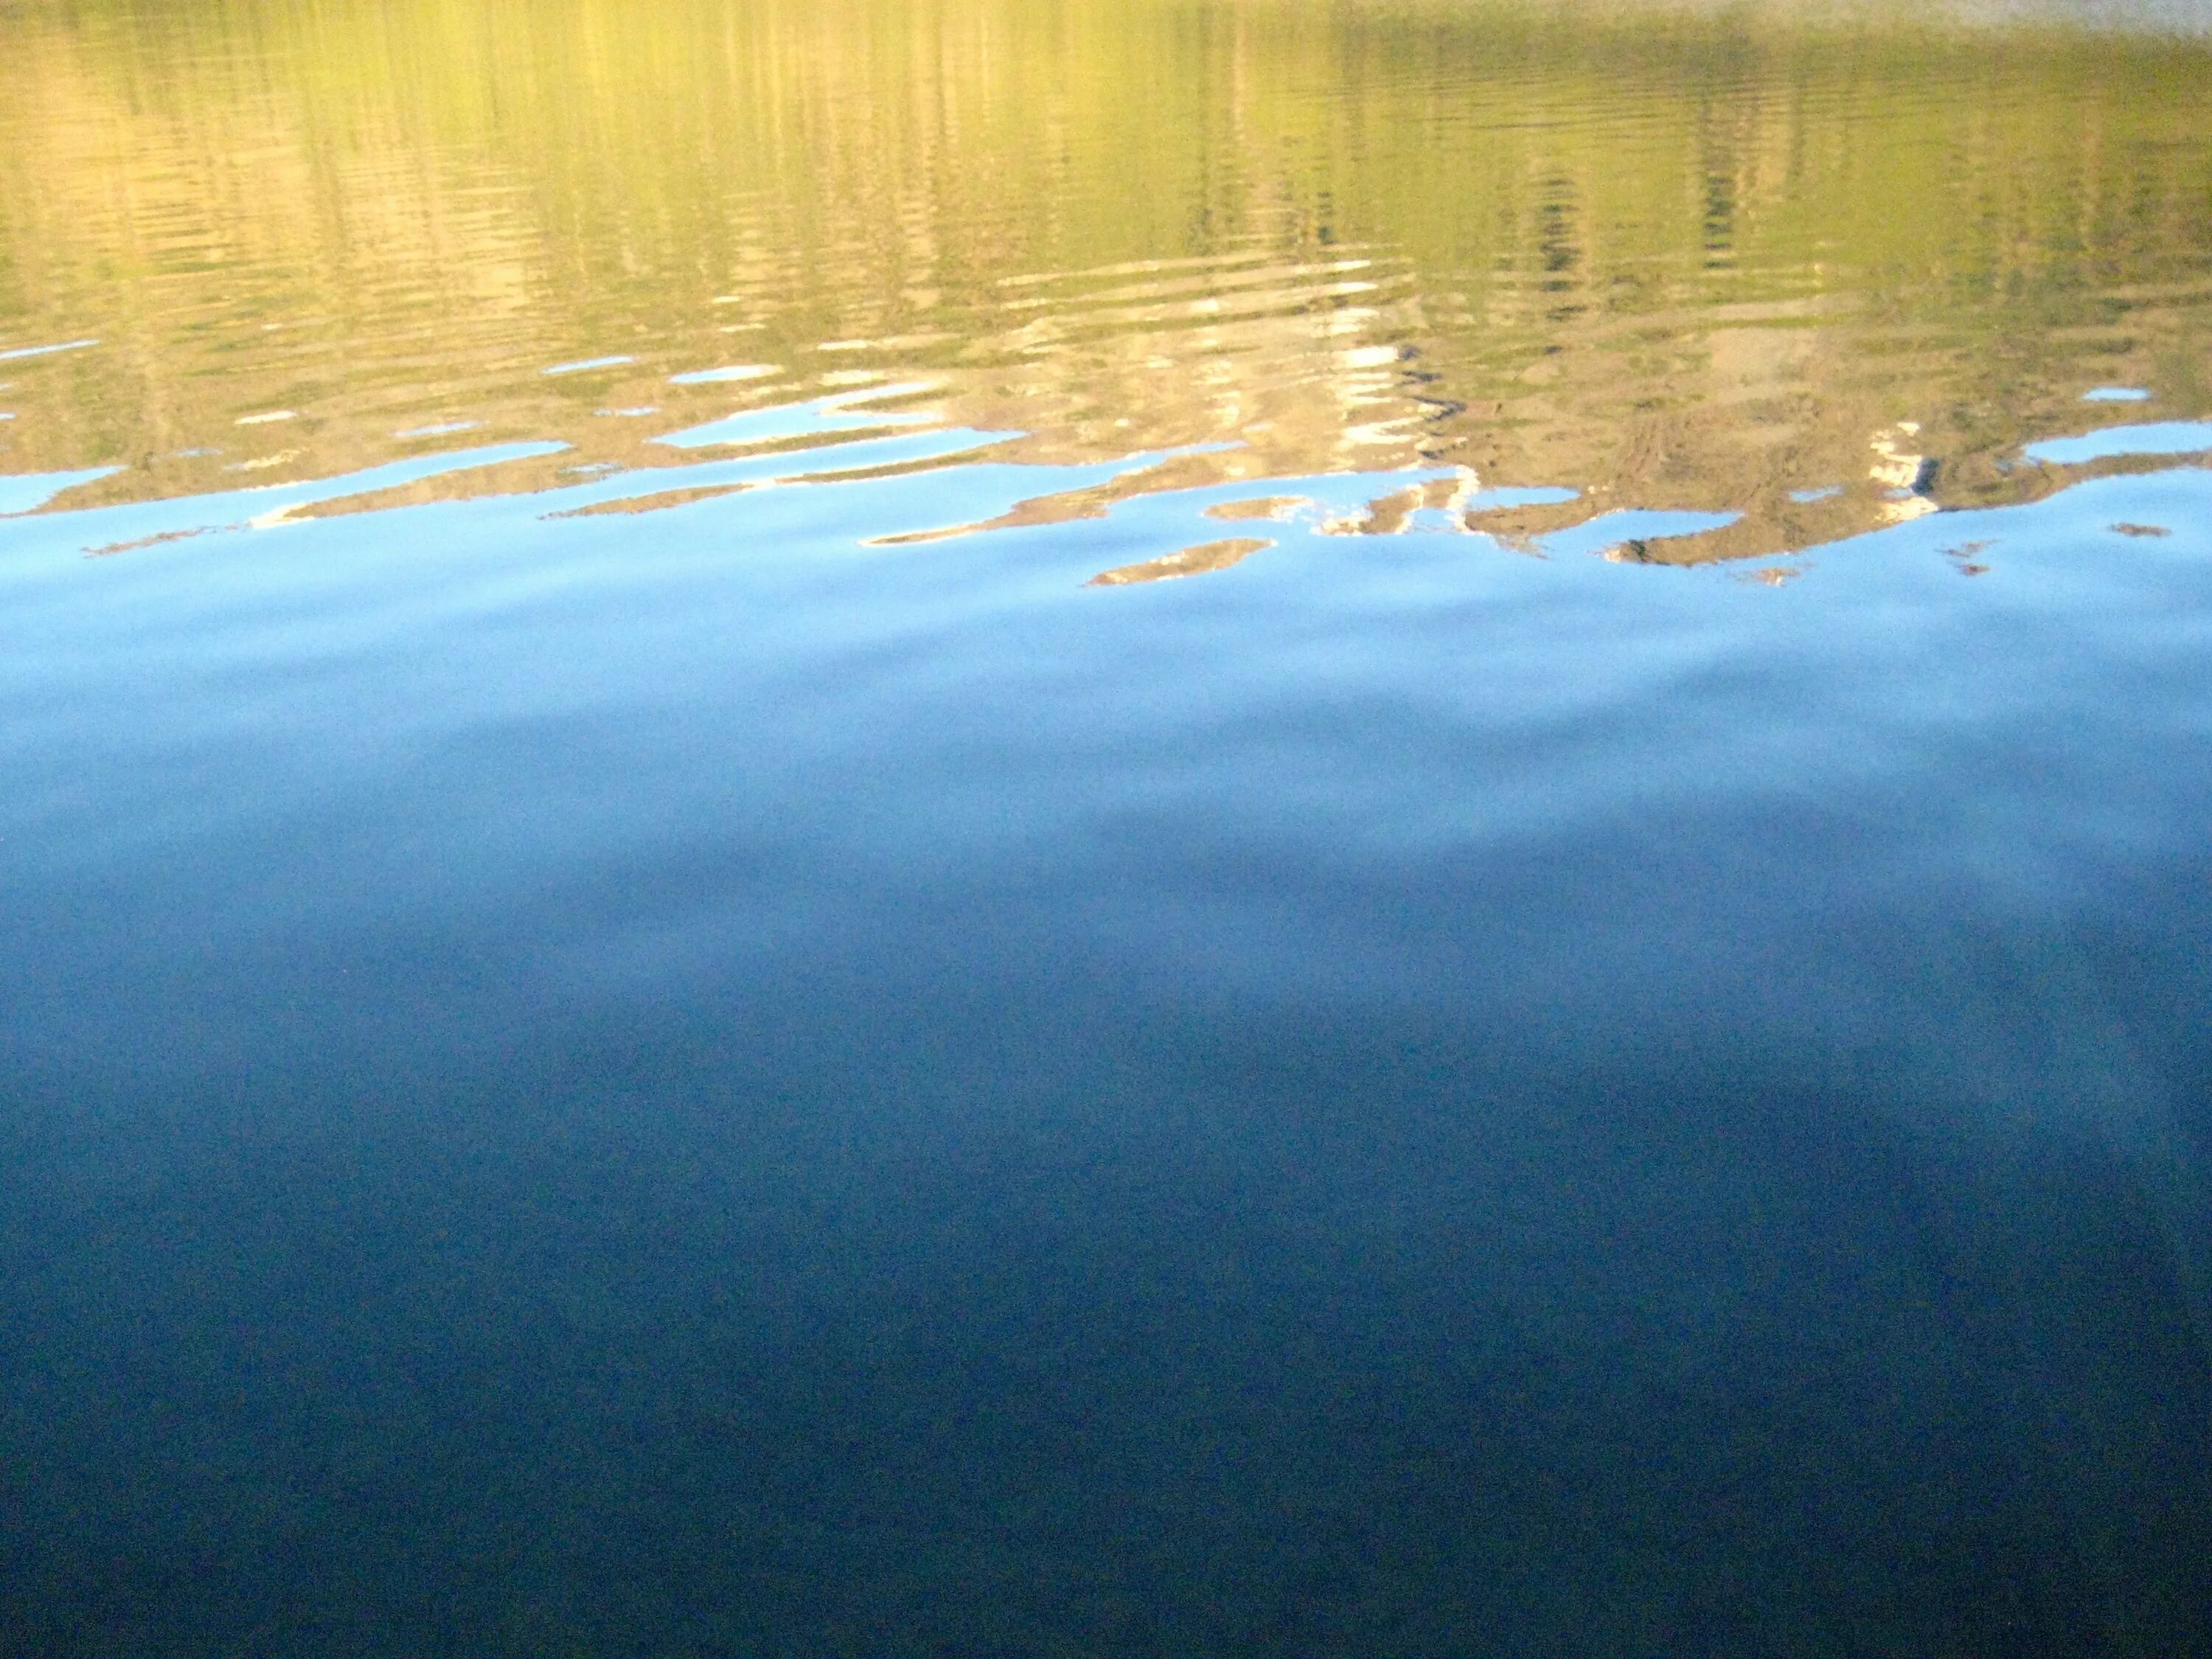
top-left (5, 420), bottom-right (2212, 1653)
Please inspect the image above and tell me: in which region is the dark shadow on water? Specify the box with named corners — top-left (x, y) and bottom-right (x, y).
top-left (4, 883), bottom-right (2209, 1655)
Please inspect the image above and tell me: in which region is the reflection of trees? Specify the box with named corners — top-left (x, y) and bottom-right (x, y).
top-left (1, 0), bottom-right (2208, 560)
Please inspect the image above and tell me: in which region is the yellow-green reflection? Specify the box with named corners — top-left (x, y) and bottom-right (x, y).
top-left (2, 0), bottom-right (2209, 563)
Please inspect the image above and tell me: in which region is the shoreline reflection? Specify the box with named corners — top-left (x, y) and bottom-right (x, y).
top-left (1, 0), bottom-right (2208, 570)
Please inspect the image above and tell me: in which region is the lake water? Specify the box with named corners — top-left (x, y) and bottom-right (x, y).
top-left (4, 0), bottom-right (2212, 1652)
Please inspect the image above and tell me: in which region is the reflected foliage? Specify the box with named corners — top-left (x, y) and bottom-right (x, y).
top-left (2, 0), bottom-right (2210, 560)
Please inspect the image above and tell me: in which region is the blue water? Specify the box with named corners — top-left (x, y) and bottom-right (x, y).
top-left (4, 424), bottom-right (2212, 1652)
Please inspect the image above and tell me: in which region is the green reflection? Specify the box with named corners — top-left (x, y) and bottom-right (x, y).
top-left (1, 0), bottom-right (2208, 562)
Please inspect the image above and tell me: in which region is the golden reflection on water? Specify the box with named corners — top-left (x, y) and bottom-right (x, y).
top-left (2, 0), bottom-right (2210, 567)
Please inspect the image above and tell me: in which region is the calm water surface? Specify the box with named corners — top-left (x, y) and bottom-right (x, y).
top-left (5, 0), bottom-right (2212, 1652)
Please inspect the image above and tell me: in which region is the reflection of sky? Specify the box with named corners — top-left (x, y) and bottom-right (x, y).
top-left (0, 338), bottom-right (97, 362)
top-left (6, 359), bottom-right (2212, 1658)
top-left (669, 365), bottom-right (781, 385)
top-left (0, 464), bottom-right (122, 516)
top-left (656, 388), bottom-right (941, 451)
top-left (12, 410), bottom-right (2205, 566)
top-left (8, 427), bottom-right (2210, 1121)
top-left (1, 448), bottom-right (559, 538)
top-left (1535, 508), bottom-right (1739, 561)
top-left (2025, 421), bottom-right (2212, 464)
top-left (543, 355), bottom-right (637, 376)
